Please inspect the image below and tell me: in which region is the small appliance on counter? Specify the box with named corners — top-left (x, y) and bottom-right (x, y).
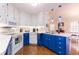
top-left (33, 28), bottom-right (36, 32)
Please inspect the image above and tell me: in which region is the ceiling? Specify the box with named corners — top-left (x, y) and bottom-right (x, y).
top-left (12, 3), bottom-right (66, 14)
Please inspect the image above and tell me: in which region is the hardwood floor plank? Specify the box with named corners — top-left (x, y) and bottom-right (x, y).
top-left (15, 45), bottom-right (57, 55)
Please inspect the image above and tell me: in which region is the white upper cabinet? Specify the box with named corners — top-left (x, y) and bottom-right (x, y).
top-left (31, 14), bottom-right (38, 26)
top-left (37, 12), bottom-right (48, 26)
top-left (7, 4), bottom-right (14, 18)
top-left (14, 7), bottom-right (20, 26)
top-left (30, 12), bottom-right (48, 26)
top-left (0, 3), bottom-right (8, 24)
top-left (19, 12), bottom-right (27, 26)
top-left (7, 4), bottom-right (17, 26)
top-left (19, 12), bottom-right (31, 26)
top-left (38, 12), bottom-right (44, 26)
top-left (25, 14), bottom-right (31, 26)
top-left (0, 3), bottom-right (17, 26)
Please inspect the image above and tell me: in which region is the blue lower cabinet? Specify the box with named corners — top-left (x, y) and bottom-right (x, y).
top-left (55, 44), bottom-right (66, 55)
top-left (37, 33), bottom-right (43, 46)
top-left (37, 33), bottom-right (68, 55)
top-left (48, 35), bottom-right (55, 50)
top-left (47, 34), bottom-right (67, 55)
top-left (23, 33), bottom-right (29, 45)
top-left (54, 36), bottom-right (67, 55)
top-left (37, 33), bottom-right (50, 47)
top-left (42, 34), bottom-right (50, 47)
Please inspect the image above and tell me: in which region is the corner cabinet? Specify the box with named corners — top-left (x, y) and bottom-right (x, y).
top-left (37, 33), bottom-right (69, 55)
top-left (23, 33), bottom-right (29, 45)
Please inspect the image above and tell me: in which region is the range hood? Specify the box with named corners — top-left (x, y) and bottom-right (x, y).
top-left (0, 23), bottom-right (17, 28)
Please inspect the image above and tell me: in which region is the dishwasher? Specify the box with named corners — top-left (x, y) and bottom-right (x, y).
top-left (29, 32), bottom-right (37, 44)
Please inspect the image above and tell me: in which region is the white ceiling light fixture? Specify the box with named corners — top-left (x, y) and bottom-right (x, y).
top-left (30, 3), bottom-right (40, 6)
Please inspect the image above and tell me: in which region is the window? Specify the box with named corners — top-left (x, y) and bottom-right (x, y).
top-left (70, 20), bottom-right (79, 33)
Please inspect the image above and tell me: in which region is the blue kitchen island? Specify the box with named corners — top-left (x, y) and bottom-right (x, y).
top-left (37, 33), bottom-right (69, 55)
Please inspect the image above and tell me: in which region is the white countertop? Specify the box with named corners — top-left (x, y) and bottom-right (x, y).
top-left (0, 34), bottom-right (11, 55)
top-left (45, 33), bottom-right (71, 37)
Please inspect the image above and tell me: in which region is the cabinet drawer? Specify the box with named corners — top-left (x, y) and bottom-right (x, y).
top-left (56, 41), bottom-right (66, 45)
top-left (24, 35), bottom-right (29, 37)
top-left (56, 46), bottom-right (66, 50)
top-left (55, 45), bottom-right (66, 55)
top-left (57, 50), bottom-right (66, 55)
top-left (24, 33), bottom-right (29, 37)
top-left (57, 37), bottom-right (66, 41)
top-left (56, 43), bottom-right (66, 50)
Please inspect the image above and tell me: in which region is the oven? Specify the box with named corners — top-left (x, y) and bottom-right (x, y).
top-left (15, 35), bottom-right (22, 45)
top-left (12, 33), bottom-right (23, 55)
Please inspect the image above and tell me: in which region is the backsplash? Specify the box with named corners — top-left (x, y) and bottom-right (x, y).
top-left (19, 26), bottom-right (46, 33)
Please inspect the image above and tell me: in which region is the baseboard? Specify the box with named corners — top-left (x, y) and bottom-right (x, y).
top-left (29, 44), bottom-right (37, 46)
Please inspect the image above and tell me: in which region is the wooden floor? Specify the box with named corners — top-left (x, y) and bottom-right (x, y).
top-left (16, 45), bottom-right (57, 55)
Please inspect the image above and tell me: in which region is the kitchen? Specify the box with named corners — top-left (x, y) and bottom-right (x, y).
top-left (0, 3), bottom-right (79, 55)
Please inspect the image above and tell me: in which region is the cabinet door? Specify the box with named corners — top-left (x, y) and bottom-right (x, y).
top-left (14, 8), bottom-right (20, 26)
top-left (37, 33), bottom-right (45, 46)
top-left (41, 34), bottom-right (50, 47)
top-left (7, 4), bottom-right (17, 26)
top-left (8, 4), bottom-right (14, 18)
top-left (0, 3), bottom-right (7, 24)
top-left (49, 35), bottom-right (57, 51)
top-left (23, 33), bottom-right (29, 45)
top-left (55, 36), bottom-right (66, 55)
top-left (37, 33), bottom-right (41, 45)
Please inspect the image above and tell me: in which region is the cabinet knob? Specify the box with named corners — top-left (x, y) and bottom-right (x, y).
top-left (59, 38), bottom-right (61, 40)
top-left (59, 47), bottom-right (61, 49)
top-left (59, 42), bottom-right (61, 44)
top-left (59, 51), bottom-right (61, 54)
